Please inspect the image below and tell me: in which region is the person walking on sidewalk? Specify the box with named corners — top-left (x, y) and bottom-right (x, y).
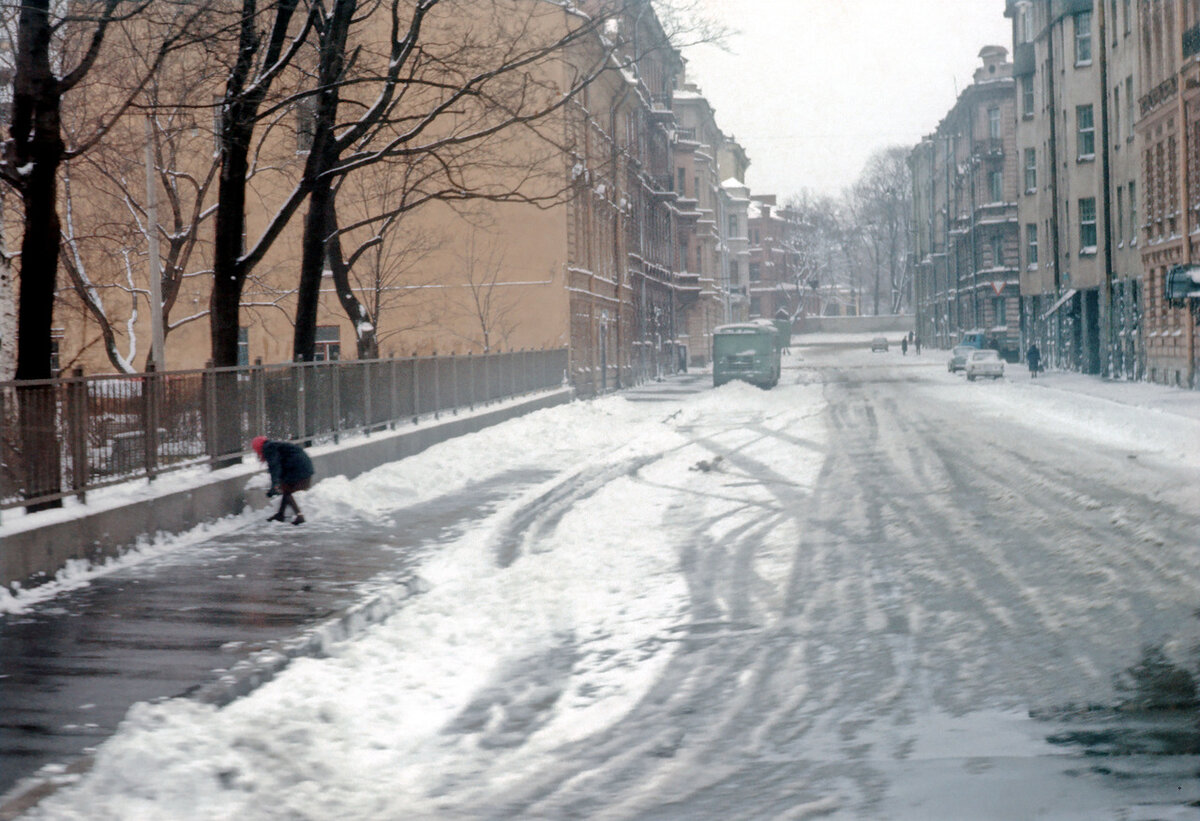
top-left (1026, 343), bottom-right (1041, 379)
top-left (252, 436), bottom-right (314, 524)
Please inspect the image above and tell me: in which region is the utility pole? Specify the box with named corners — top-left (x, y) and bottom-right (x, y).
top-left (145, 115), bottom-right (166, 372)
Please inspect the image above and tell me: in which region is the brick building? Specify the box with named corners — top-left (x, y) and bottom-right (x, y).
top-left (1135, 0), bottom-right (1200, 387)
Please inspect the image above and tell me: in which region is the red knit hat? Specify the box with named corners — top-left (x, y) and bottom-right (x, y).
top-left (251, 436), bottom-right (267, 459)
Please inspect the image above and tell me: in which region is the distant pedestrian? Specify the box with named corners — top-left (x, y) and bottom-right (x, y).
top-left (252, 436), bottom-right (314, 525)
top-left (914, 335), bottom-right (922, 355)
top-left (901, 337), bottom-right (908, 355)
top-left (1026, 343), bottom-right (1041, 379)
top-left (908, 331), bottom-right (914, 345)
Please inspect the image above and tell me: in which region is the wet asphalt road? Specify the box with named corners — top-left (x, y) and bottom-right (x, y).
top-left (5, 348), bottom-right (1200, 819)
top-left (0, 470), bottom-right (554, 805)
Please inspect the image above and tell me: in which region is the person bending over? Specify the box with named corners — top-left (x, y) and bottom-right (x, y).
top-left (251, 436), bottom-right (314, 525)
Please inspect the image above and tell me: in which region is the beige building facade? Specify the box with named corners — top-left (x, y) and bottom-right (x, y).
top-left (21, 0), bottom-right (744, 396)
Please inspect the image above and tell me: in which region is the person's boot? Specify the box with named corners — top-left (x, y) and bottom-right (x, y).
top-left (267, 511), bottom-right (286, 522)
top-left (292, 514), bottom-right (306, 525)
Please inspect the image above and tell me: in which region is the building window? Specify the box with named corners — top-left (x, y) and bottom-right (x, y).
top-left (988, 107), bottom-right (1001, 140)
top-left (314, 326), bottom-right (341, 361)
top-left (1074, 11), bottom-right (1092, 65)
top-left (237, 327), bottom-right (250, 367)
top-left (1123, 0), bottom-right (1131, 35)
top-left (749, 262), bottom-right (761, 282)
top-left (1129, 181), bottom-right (1137, 243)
top-left (1076, 104), bottom-right (1095, 158)
top-left (1026, 223), bottom-right (1038, 265)
top-left (212, 95), bottom-right (224, 151)
top-left (727, 214), bottom-right (738, 237)
top-left (1022, 76), bottom-right (1035, 117)
top-left (676, 167), bottom-right (686, 195)
top-left (1024, 148), bottom-right (1037, 192)
top-left (1110, 0), bottom-right (1118, 45)
top-left (994, 297), bottom-right (1007, 326)
top-left (989, 170), bottom-right (1003, 203)
top-left (1020, 3), bottom-right (1034, 43)
top-left (50, 330), bottom-right (64, 373)
top-left (1117, 185), bottom-right (1125, 243)
top-left (1079, 197), bottom-right (1097, 250)
top-left (296, 95), bottom-right (316, 152)
top-left (991, 235), bottom-right (1004, 267)
top-left (1113, 84), bottom-right (1121, 146)
top-left (749, 296), bottom-right (761, 316)
top-left (1126, 76), bottom-right (1134, 140)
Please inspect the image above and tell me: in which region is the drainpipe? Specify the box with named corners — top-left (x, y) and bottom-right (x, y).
top-left (1099, 0), bottom-right (1116, 377)
top-left (1046, 14), bottom-right (1062, 363)
top-left (1178, 16), bottom-right (1196, 388)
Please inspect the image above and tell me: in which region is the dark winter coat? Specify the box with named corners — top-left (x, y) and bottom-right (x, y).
top-left (262, 440), bottom-right (314, 487)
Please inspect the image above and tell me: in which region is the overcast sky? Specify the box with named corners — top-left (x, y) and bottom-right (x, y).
top-left (681, 0), bottom-right (1013, 200)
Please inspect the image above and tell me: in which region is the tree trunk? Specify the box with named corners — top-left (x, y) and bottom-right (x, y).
top-left (293, 0), bottom-right (354, 362)
top-left (294, 176), bottom-right (331, 362)
top-left (325, 202), bottom-right (379, 360)
top-left (210, 125), bottom-right (251, 367)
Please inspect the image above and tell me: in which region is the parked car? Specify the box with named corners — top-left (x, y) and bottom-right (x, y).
top-left (947, 345), bottom-right (974, 373)
top-left (870, 337), bottom-right (889, 352)
top-left (965, 349), bottom-right (1005, 381)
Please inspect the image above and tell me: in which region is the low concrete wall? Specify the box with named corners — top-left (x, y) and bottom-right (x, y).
top-left (2, 389), bottom-right (573, 589)
top-left (799, 315), bottom-right (915, 334)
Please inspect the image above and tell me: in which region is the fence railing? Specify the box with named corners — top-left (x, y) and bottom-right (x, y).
top-left (0, 348), bottom-right (568, 517)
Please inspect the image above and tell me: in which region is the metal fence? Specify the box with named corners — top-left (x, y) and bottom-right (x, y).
top-left (0, 348), bottom-right (568, 516)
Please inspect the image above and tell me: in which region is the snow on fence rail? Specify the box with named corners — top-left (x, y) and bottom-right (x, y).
top-left (0, 349), bottom-right (568, 516)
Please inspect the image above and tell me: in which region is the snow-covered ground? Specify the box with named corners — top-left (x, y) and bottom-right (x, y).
top-left (10, 343), bottom-right (1200, 820)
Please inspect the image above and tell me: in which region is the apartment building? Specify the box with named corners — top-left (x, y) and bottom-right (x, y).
top-left (1005, 0), bottom-right (1142, 375)
top-left (909, 46), bottom-right (1021, 358)
top-left (745, 195), bottom-right (809, 324)
top-left (672, 81), bottom-right (729, 366)
top-left (718, 139), bottom-right (752, 324)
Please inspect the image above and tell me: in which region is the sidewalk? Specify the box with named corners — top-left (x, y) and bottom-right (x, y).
top-left (1016, 366), bottom-right (1200, 421)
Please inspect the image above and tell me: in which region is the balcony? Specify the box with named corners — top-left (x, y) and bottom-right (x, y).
top-left (645, 173), bottom-right (675, 201)
top-left (973, 139), bottom-right (1004, 160)
top-left (1140, 75), bottom-right (1178, 117)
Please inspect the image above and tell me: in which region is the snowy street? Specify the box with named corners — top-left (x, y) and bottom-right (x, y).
top-left (7, 339), bottom-right (1200, 820)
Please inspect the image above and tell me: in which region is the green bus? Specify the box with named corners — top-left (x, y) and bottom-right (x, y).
top-left (712, 322), bottom-right (781, 388)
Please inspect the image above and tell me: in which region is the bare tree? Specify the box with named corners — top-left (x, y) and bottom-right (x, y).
top-left (848, 146), bottom-right (912, 316)
top-left (57, 58), bottom-right (225, 373)
top-left (286, 0), bottom-right (639, 362)
top-left (0, 0), bottom-right (211, 380)
top-left (445, 228), bottom-right (519, 353)
top-left (209, 0), bottom-right (315, 368)
top-left (0, 0), bottom-right (212, 507)
top-left (325, 168), bottom-right (442, 359)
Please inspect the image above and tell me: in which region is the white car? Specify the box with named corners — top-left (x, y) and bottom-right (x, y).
top-left (965, 349), bottom-right (1004, 381)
